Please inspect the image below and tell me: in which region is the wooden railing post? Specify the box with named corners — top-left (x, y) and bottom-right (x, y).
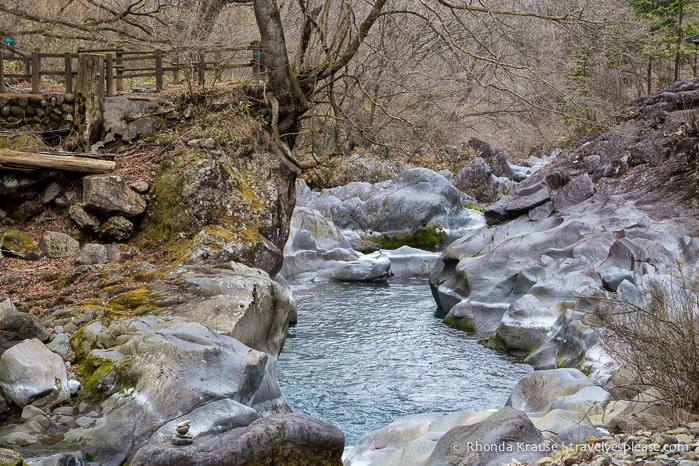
top-left (155, 49), bottom-right (163, 91)
top-left (77, 53), bottom-right (106, 144)
top-left (252, 41), bottom-right (265, 78)
top-left (31, 48), bottom-right (41, 93)
top-left (115, 49), bottom-right (124, 91)
top-left (172, 57), bottom-right (180, 84)
top-left (198, 52), bottom-right (205, 89)
top-left (106, 54), bottom-right (114, 97)
top-left (0, 50), bottom-right (5, 94)
top-left (64, 52), bottom-right (73, 94)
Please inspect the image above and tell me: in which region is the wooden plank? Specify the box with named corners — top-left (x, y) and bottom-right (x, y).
top-left (0, 149), bottom-right (115, 173)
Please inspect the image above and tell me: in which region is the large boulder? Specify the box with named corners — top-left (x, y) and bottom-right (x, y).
top-left (67, 263), bottom-right (294, 415)
top-left (141, 148), bottom-right (296, 275)
top-left (0, 338), bottom-right (70, 408)
top-left (506, 368), bottom-right (594, 414)
top-left (64, 316), bottom-right (268, 465)
top-left (344, 409), bottom-right (496, 466)
top-left (130, 413), bottom-right (344, 466)
top-left (300, 168), bottom-right (484, 247)
top-left (423, 407), bottom-right (544, 466)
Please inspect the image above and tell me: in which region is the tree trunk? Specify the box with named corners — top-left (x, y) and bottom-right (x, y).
top-left (0, 149), bottom-right (115, 173)
top-left (77, 53), bottom-right (106, 145)
top-left (252, 0), bottom-right (307, 140)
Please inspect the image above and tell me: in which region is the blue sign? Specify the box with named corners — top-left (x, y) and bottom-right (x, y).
top-left (3, 37), bottom-right (14, 46)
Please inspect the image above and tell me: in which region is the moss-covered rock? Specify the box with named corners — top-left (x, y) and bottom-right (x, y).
top-left (0, 230), bottom-right (43, 260)
top-left (0, 447), bottom-right (27, 466)
top-left (140, 145), bottom-right (295, 275)
top-left (375, 224), bottom-right (447, 251)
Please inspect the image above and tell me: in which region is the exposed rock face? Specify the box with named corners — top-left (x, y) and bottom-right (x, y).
top-left (142, 148), bottom-right (296, 275)
top-left (281, 204), bottom-right (441, 283)
top-left (346, 407), bottom-right (545, 466)
top-left (430, 79), bottom-right (699, 380)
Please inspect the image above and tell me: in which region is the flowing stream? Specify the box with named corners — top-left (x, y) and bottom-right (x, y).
top-left (276, 277), bottom-right (533, 446)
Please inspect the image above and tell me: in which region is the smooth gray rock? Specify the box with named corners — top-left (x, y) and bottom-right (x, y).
top-left (506, 368), bottom-right (593, 414)
top-left (599, 267), bottom-right (634, 291)
top-left (424, 407), bottom-right (544, 466)
top-left (549, 385), bottom-right (611, 414)
top-left (148, 399), bottom-right (260, 444)
top-left (284, 206), bottom-right (351, 255)
top-left (528, 201), bottom-right (554, 222)
top-left (0, 338), bottom-right (70, 408)
top-left (130, 413), bottom-right (344, 466)
top-left (345, 409), bottom-right (493, 466)
top-left (83, 175), bottom-right (146, 217)
top-left (315, 251), bottom-right (392, 282)
top-left (26, 452), bottom-right (84, 466)
top-left (443, 300), bottom-right (508, 335)
top-left (307, 168), bottom-right (484, 244)
top-left (493, 295), bottom-right (560, 354)
top-left (64, 316), bottom-right (268, 466)
top-left (38, 231), bottom-right (79, 259)
top-left (552, 174), bottom-right (595, 212)
top-left (383, 246), bottom-right (440, 277)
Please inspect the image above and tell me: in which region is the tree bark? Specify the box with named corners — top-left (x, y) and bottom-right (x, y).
top-left (77, 53), bottom-right (106, 145)
top-left (252, 0), bottom-right (308, 134)
top-left (0, 149), bottom-right (115, 173)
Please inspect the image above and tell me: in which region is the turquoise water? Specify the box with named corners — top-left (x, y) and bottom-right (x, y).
top-left (276, 277), bottom-right (532, 446)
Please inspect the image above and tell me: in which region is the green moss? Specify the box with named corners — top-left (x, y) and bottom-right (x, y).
top-left (107, 285), bottom-right (161, 314)
top-left (466, 203), bottom-right (485, 213)
top-left (443, 313), bottom-right (476, 332)
top-left (375, 224), bottom-right (447, 251)
top-left (479, 335), bottom-right (507, 352)
top-left (77, 353), bottom-right (137, 403)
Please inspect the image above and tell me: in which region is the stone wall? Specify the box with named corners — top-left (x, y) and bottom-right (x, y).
top-left (0, 93), bottom-right (75, 131)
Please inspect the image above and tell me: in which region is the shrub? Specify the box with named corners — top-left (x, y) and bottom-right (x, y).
top-left (593, 266), bottom-right (699, 415)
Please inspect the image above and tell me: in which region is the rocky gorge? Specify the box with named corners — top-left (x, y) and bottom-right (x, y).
top-left (0, 77), bottom-right (697, 466)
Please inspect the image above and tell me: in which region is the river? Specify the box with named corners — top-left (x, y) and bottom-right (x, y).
top-left (276, 276), bottom-right (533, 446)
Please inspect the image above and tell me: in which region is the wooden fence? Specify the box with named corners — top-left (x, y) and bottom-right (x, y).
top-left (0, 43), bottom-right (263, 95)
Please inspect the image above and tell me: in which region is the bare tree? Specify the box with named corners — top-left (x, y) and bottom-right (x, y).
top-left (0, 0), bottom-right (663, 165)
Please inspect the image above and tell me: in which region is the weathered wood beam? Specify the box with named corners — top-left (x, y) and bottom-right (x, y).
top-left (0, 149), bottom-right (115, 173)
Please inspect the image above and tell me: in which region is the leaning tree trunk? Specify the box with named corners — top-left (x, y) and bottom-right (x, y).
top-left (252, 0), bottom-right (308, 140)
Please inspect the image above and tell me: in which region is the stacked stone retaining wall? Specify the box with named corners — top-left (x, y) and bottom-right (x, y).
top-left (0, 93), bottom-right (75, 131)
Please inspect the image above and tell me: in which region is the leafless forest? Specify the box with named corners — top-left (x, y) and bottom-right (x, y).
top-left (1, 0), bottom-right (696, 160)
